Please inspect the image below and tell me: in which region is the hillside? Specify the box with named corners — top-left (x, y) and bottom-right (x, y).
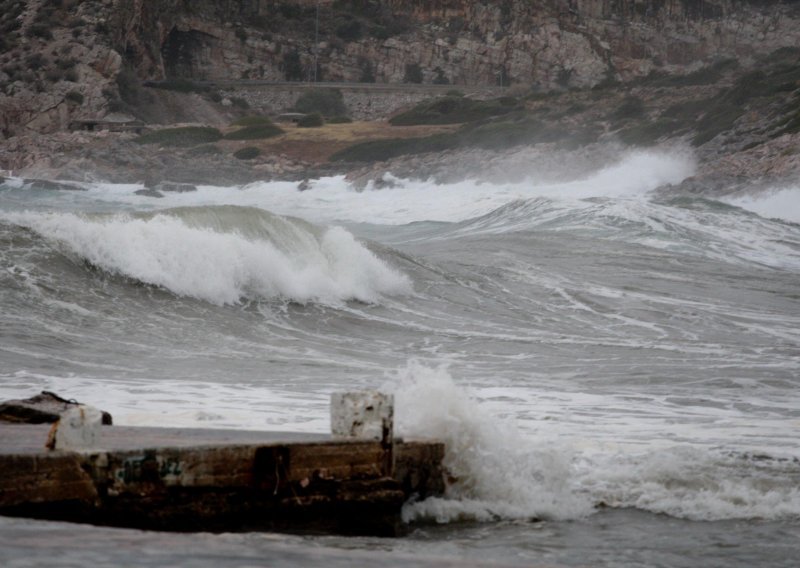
top-left (0, 0), bottom-right (799, 189)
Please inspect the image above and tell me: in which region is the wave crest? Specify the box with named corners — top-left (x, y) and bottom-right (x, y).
top-left (5, 206), bottom-right (412, 305)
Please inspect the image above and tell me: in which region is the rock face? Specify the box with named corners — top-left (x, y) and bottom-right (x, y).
top-left (115, 0), bottom-right (800, 88)
top-left (4, 0), bottom-right (800, 138)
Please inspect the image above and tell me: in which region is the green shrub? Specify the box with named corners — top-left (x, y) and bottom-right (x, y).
top-left (230, 97), bottom-right (249, 109)
top-left (144, 78), bottom-right (208, 93)
top-left (234, 146), bottom-right (260, 160)
top-left (25, 53), bottom-right (46, 70)
top-left (135, 127), bottom-right (223, 147)
top-left (389, 95), bottom-right (519, 126)
top-left (297, 112), bottom-right (324, 127)
top-left (223, 124), bottom-right (283, 140)
top-left (65, 90), bottom-right (83, 104)
top-left (26, 23), bottom-right (53, 40)
top-left (230, 116), bottom-right (275, 127)
top-left (336, 20), bottom-right (362, 41)
top-left (618, 119), bottom-right (682, 146)
top-left (327, 115), bottom-right (353, 124)
top-left (293, 88), bottom-right (347, 117)
top-left (45, 68), bottom-right (63, 82)
top-left (403, 63), bottom-right (423, 84)
top-left (610, 95), bottom-right (645, 122)
top-left (283, 50), bottom-right (304, 82)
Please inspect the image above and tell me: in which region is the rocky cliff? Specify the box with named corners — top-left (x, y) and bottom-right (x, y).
top-left (3, 0), bottom-right (800, 138)
top-left (116, 0), bottom-right (800, 88)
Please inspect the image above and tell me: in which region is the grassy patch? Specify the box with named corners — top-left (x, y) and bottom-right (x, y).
top-left (331, 115), bottom-right (570, 162)
top-left (389, 95), bottom-right (520, 126)
top-left (135, 127), bottom-right (223, 147)
top-left (223, 124), bottom-right (284, 140)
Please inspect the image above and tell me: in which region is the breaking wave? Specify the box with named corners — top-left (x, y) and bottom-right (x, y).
top-left (2, 206), bottom-right (412, 305)
top-left (392, 363), bottom-right (800, 524)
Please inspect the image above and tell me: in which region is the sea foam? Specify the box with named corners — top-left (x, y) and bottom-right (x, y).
top-left (390, 362), bottom-right (800, 524)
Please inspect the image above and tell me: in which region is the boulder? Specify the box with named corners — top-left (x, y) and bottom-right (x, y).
top-left (0, 391), bottom-right (112, 425)
top-left (24, 178), bottom-right (86, 191)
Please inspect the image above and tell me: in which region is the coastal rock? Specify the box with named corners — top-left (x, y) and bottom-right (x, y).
top-left (0, 391), bottom-right (113, 426)
top-left (24, 178), bottom-right (86, 191)
top-left (134, 188), bottom-right (165, 198)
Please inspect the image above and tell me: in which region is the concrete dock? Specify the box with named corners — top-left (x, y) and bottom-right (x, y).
top-left (0, 423), bottom-right (445, 536)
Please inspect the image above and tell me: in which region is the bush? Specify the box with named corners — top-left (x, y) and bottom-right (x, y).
top-left (327, 115), bottom-right (353, 124)
top-left (610, 95), bottom-right (645, 122)
top-left (403, 63), bottom-right (423, 84)
top-left (144, 78), bottom-right (208, 93)
top-left (293, 88), bottom-right (347, 117)
top-left (135, 127), bottom-right (223, 147)
top-left (389, 95), bottom-right (519, 126)
top-left (230, 116), bottom-right (275, 127)
top-left (230, 97), bottom-right (249, 109)
top-left (283, 50), bottom-right (304, 82)
top-left (234, 146), bottom-right (261, 160)
top-left (25, 53), bottom-right (46, 70)
top-left (297, 112), bottom-right (324, 127)
top-left (336, 20), bottom-right (362, 41)
top-left (65, 90), bottom-right (83, 104)
top-left (223, 123), bottom-right (283, 140)
top-left (26, 23), bottom-right (53, 40)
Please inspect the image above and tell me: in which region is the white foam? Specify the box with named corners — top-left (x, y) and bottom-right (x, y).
top-left (65, 149), bottom-right (696, 226)
top-left (387, 362), bottom-right (800, 524)
top-left (726, 186), bottom-right (800, 224)
top-left (3, 209), bottom-right (411, 306)
top-left (390, 361), bottom-right (593, 522)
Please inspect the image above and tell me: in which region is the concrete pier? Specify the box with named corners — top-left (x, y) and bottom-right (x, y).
top-left (0, 423), bottom-right (445, 536)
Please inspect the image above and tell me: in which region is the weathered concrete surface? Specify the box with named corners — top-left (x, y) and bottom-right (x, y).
top-left (0, 424), bottom-right (445, 536)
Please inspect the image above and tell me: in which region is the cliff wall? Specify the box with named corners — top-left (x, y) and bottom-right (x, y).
top-left (2, 0), bottom-right (800, 137)
top-left (117, 0), bottom-right (800, 88)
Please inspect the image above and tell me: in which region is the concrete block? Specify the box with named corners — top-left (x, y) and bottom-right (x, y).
top-left (47, 405), bottom-right (104, 452)
top-left (331, 391), bottom-right (394, 443)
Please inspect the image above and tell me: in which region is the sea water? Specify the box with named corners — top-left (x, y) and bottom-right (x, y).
top-left (1, 149), bottom-right (799, 566)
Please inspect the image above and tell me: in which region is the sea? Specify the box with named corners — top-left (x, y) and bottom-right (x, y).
top-left (1, 148), bottom-right (799, 567)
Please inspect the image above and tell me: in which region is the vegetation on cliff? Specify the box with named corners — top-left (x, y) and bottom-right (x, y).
top-left (333, 47), bottom-right (800, 164)
top-left (135, 127), bottom-right (223, 147)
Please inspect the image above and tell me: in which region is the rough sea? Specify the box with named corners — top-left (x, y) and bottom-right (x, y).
top-left (1, 149), bottom-right (799, 567)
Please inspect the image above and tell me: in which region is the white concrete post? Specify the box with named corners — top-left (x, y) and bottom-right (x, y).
top-left (331, 391), bottom-right (394, 443)
top-left (47, 405), bottom-right (103, 452)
